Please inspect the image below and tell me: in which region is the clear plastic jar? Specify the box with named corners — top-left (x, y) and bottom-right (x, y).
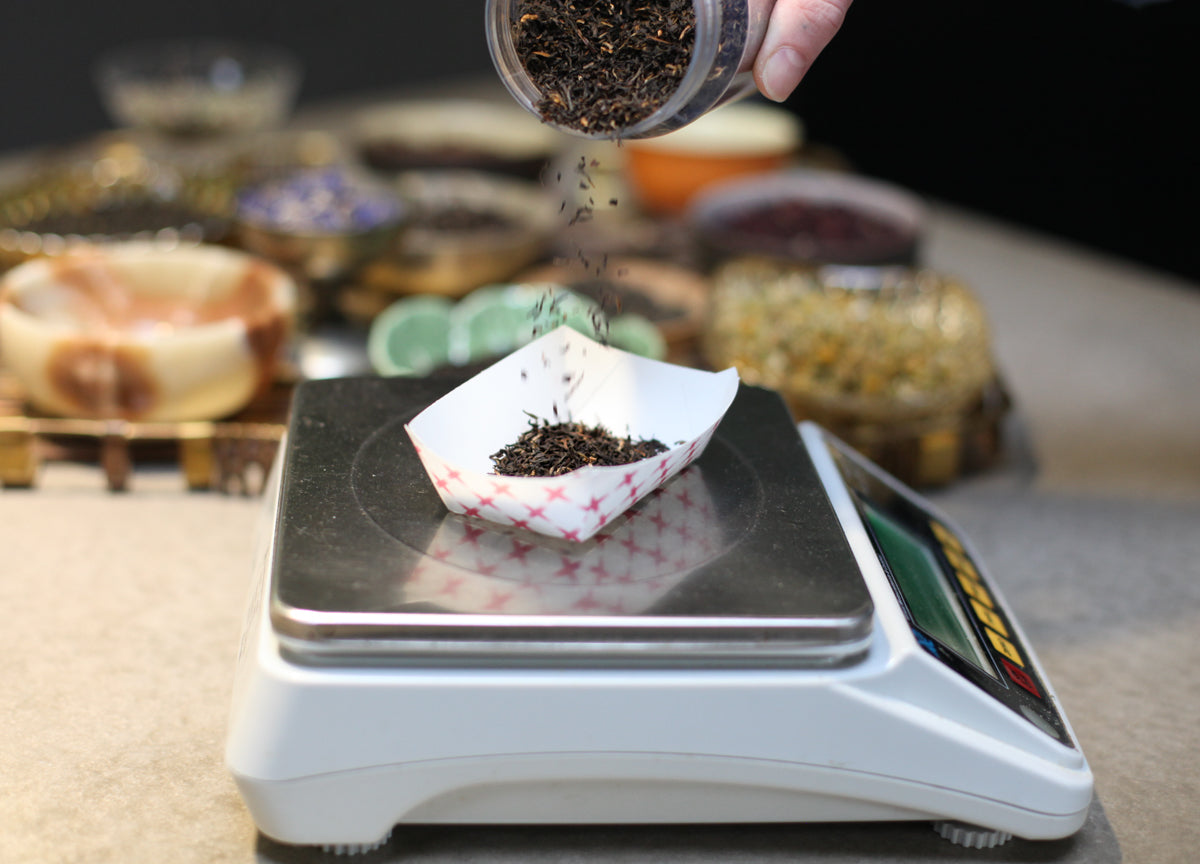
top-left (486, 0), bottom-right (769, 139)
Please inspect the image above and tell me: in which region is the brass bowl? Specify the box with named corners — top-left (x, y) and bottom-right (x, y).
top-left (356, 171), bottom-right (558, 299)
top-left (0, 143), bottom-right (234, 272)
top-left (233, 166), bottom-right (405, 283)
top-left (235, 218), bottom-right (402, 284)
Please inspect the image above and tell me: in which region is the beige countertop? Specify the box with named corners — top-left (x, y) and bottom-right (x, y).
top-left (3, 197), bottom-right (1199, 862)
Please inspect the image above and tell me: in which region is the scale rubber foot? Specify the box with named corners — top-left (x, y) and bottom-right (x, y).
top-left (320, 828), bottom-right (393, 856)
top-left (933, 820), bottom-right (1013, 848)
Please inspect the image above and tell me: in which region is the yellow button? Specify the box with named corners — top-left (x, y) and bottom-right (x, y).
top-left (944, 546), bottom-right (980, 581)
top-left (986, 628), bottom-right (1024, 667)
top-left (970, 598), bottom-right (1008, 636)
top-left (929, 520), bottom-right (963, 551)
top-left (956, 572), bottom-right (994, 608)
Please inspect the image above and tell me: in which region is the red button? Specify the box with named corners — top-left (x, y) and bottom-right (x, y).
top-left (1001, 657), bottom-right (1041, 697)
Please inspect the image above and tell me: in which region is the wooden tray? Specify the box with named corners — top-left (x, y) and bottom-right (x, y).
top-left (0, 370), bottom-right (293, 494)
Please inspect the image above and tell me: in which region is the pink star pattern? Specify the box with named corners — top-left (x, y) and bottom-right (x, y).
top-left (572, 591), bottom-right (603, 612)
top-left (411, 417), bottom-right (722, 543)
top-left (483, 589), bottom-right (514, 611)
top-left (403, 324), bottom-right (736, 543)
top-left (401, 464), bottom-right (733, 618)
top-left (555, 557), bottom-right (583, 581)
top-left (507, 540), bottom-right (535, 563)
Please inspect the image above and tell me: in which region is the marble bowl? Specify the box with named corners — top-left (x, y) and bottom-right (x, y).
top-left (0, 242), bottom-right (296, 421)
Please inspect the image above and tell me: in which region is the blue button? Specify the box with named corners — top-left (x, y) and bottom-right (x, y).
top-left (914, 630), bottom-right (938, 657)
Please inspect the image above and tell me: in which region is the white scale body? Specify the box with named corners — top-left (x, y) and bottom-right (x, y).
top-left (226, 379), bottom-right (1093, 852)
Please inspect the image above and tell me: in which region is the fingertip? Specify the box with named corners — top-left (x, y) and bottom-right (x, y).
top-left (758, 46), bottom-right (806, 102)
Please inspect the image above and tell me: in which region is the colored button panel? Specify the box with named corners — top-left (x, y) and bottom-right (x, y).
top-left (926, 518), bottom-right (1055, 711)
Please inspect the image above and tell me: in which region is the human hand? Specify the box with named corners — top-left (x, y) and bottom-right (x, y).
top-left (751, 0), bottom-right (853, 102)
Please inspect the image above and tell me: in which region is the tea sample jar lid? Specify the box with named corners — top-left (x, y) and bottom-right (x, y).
top-left (487, 0), bottom-right (768, 139)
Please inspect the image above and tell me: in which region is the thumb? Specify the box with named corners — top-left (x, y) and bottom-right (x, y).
top-left (754, 0), bottom-right (852, 102)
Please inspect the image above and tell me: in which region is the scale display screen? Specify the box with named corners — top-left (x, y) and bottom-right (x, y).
top-left (825, 435), bottom-right (1074, 747)
top-left (861, 502), bottom-right (996, 678)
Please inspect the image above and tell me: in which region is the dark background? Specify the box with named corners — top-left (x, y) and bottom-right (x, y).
top-left (785, 0), bottom-right (1197, 284)
top-left (1, 0), bottom-right (1195, 282)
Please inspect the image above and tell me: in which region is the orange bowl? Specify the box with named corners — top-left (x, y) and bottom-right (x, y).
top-left (623, 102), bottom-right (802, 215)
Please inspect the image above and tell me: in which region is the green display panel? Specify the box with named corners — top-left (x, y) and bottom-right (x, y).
top-left (862, 502), bottom-right (994, 677)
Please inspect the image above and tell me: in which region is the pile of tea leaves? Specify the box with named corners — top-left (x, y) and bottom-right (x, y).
top-left (491, 415), bottom-right (668, 477)
top-left (513, 0), bottom-right (696, 136)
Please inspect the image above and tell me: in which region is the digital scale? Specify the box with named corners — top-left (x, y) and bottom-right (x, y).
top-left (226, 376), bottom-right (1093, 855)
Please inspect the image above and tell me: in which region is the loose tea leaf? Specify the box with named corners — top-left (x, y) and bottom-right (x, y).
top-left (414, 203), bottom-right (516, 232)
top-left (514, 0), bottom-right (697, 136)
top-left (491, 416), bottom-right (668, 476)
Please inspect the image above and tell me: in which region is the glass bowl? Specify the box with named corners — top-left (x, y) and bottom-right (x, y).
top-left (688, 168), bottom-right (925, 267)
top-left (95, 40), bottom-right (301, 137)
top-left (703, 259), bottom-right (995, 424)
